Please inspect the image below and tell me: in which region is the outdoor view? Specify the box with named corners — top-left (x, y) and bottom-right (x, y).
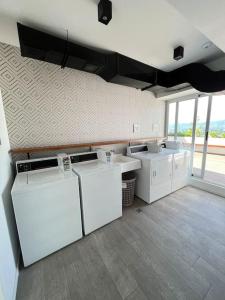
top-left (168, 96), bottom-right (225, 187)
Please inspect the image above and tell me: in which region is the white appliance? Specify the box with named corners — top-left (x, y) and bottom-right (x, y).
top-left (147, 141), bottom-right (162, 153)
top-left (171, 151), bottom-right (191, 192)
top-left (127, 145), bottom-right (190, 203)
top-left (165, 140), bottom-right (182, 150)
top-left (70, 152), bottom-right (122, 235)
top-left (11, 157), bottom-right (83, 266)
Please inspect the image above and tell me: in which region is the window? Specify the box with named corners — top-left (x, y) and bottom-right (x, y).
top-left (204, 95), bottom-right (225, 186)
top-left (176, 99), bottom-right (195, 150)
top-left (167, 102), bottom-right (176, 140)
top-left (166, 95), bottom-right (225, 187)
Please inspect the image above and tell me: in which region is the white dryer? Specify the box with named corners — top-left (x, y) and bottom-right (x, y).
top-left (70, 152), bottom-right (122, 235)
top-left (12, 157), bottom-right (83, 266)
top-left (127, 145), bottom-right (190, 204)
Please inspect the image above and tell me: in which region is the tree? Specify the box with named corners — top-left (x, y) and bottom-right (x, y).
top-left (209, 131), bottom-right (219, 138)
top-left (195, 127), bottom-right (203, 137)
top-left (177, 128), bottom-right (192, 137)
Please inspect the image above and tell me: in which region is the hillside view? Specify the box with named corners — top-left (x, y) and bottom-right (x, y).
top-left (169, 120), bottom-right (225, 138)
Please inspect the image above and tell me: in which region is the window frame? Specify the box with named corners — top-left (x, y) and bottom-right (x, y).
top-left (165, 93), bottom-right (208, 139)
top-left (165, 93), bottom-right (210, 178)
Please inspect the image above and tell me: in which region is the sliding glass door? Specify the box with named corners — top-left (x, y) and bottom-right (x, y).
top-left (166, 94), bottom-right (225, 187)
top-left (204, 95), bottom-right (225, 186)
top-left (192, 96), bottom-right (209, 178)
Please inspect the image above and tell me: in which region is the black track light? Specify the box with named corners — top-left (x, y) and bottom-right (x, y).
top-left (174, 46), bottom-right (184, 61)
top-left (98, 0), bottom-right (112, 25)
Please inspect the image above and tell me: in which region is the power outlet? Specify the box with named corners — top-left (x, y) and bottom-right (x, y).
top-left (133, 123), bottom-right (140, 133)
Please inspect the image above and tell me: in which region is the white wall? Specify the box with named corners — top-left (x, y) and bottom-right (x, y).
top-left (0, 42), bottom-right (165, 149)
top-left (0, 15), bottom-right (18, 48)
top-left (0, 40), bottom-right (165, 299)
top-left (0, 89), bottom-right (19, 300)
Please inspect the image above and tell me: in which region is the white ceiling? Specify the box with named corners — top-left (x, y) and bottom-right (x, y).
top-left (166, 0), bottom-right (225, 53)
top-left (0, 0), bottom-right (223, 71)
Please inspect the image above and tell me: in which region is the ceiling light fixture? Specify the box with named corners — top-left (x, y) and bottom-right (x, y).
top-left (98, 0), bottom-right (112, 25)
top-left (173, 46), bottom-right (184, 61)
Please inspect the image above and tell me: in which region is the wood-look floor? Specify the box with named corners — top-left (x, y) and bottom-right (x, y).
top-left (16, 186), bottom-right (225, 300)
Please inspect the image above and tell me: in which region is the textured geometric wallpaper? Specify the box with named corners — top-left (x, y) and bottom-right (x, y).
top-left (0, 42), bottom-right (165, 149)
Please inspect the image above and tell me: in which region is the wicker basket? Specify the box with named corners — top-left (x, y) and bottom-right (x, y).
top-left (122, 172), bottom-right (136, 207)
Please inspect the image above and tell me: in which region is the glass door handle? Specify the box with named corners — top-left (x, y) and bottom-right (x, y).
top-left (205, 131), bottom-right (209, 142)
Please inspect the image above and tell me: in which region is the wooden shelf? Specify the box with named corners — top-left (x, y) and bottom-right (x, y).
top-left (10, 137), bottom-right (164, 154)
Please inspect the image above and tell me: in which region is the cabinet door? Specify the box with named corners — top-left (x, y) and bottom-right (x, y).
top-left (172, 152), bottom-right (190, 191)
top-left (150, 156), bottom-right (172, 202)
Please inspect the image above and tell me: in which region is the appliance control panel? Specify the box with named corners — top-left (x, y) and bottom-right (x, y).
top-left (16, 158), bottom-right (58, 173)
top-left (70, 152), bottom-right (98, 164)
top-left (17, 162), bottom-right (31, 173)
top-left (127, 145), bottom-right (148, 155)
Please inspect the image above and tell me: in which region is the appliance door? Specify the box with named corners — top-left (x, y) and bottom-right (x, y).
top-left (12, 176), bottom-right (82, 266)
top-left (172, 151), bottom-right (191, 192)
top-left (150, 156), bottom-right (172, 202)
top-left (79, 166), bottom-right (122, 235)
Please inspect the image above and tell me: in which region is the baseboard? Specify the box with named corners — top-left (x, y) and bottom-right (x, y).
top-left (188, 177), bottom-right (225, 198)
top-left (12, 252), bottom-right (20, 300)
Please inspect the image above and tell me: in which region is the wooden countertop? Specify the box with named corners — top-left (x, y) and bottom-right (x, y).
top-left (11, 137), bottom-right (165, 154)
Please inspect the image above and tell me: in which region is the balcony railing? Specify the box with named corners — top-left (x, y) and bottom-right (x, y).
top-left (175, 136), bottom-right (225, 187)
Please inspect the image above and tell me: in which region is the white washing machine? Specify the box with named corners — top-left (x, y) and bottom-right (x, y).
top-left (12, 156), bottom-right (83, 266)
top-left (70, 152), bottom-right (122, 235)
